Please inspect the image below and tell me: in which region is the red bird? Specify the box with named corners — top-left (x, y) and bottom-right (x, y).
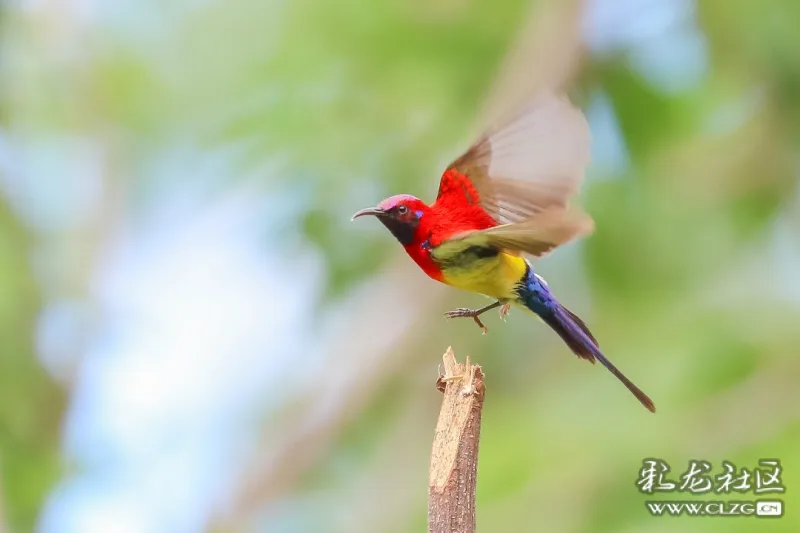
top-left (352, 93), bottom-right (655, 412)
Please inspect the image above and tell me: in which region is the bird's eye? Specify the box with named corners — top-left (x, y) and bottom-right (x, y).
top-left (396, 205), bottom-right (408, 215)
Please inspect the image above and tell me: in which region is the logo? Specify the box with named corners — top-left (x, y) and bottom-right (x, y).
top-left (756, 501), bottom-right (783, 517)
top-left (637, 459), bottom-right (785, 519)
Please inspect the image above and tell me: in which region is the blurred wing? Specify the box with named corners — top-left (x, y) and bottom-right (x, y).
top-left (434, 206), bottom-right (594, 260)
top-left (477, 0), bottom-right (584, 134)
top-left (437, 92), bottom-right (592, 225)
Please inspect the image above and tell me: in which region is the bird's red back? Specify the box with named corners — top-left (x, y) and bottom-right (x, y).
top-left (428, 168), bottom-right (498, 247)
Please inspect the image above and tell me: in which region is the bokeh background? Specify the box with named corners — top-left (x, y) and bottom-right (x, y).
top-left (1, 0), bottom-right (799, 532)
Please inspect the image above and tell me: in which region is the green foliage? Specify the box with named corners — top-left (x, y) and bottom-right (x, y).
top-left (0, 201), bottom-right (65, 531)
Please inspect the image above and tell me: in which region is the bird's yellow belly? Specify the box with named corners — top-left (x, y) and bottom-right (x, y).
top-left (440, 252), bottom-right (528, 300)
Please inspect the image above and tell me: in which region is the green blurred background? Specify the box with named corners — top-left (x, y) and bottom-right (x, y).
top-left (1, 0), bottom-right (799, 532)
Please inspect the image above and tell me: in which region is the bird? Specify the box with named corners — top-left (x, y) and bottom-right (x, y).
top-left (352, 92), bottom-right (655, 413)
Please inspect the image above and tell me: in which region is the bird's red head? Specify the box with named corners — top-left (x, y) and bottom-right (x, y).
top-left (351, 194), bottom-right (431, 246)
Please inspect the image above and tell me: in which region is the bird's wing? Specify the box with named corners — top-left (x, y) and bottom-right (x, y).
top-left (434, 206), bottom-right (593, 260)
top-left (436, 92), bottom-right (592, 225)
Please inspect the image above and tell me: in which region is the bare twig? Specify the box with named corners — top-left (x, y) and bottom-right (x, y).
top-left (428, 347), bottom-right (486, 533)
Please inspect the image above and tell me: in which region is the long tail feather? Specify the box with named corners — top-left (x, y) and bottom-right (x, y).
top-left (542, 304), bottom-right (656, 413)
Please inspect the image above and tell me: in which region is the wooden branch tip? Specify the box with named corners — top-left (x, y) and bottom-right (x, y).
top-left (428, 347), bottom-right (486, 533)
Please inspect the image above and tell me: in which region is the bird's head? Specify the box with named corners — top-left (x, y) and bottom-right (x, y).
top-left (351, 194), bottom-right (430, 245)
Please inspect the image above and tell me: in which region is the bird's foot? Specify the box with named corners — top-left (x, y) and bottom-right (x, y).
top-left (444, 300), bottom-right (504, 335)
top-left (444, 307), bottom-right (489, 335)
top-left (498, 303), bottom-right (511, 321)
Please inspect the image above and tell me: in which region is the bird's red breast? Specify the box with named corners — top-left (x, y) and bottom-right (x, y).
top-left (399, 169), bottom-right (499, 282)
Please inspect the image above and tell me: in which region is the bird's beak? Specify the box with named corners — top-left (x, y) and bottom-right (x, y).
top-left (351, 207), bottom-right (385, 221)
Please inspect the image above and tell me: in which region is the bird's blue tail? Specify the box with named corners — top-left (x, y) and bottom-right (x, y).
top-left (517, 269), bottom-right (656, 413)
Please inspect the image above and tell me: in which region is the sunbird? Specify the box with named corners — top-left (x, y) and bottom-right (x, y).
top-left (352, 93), bottom-right (655, 412)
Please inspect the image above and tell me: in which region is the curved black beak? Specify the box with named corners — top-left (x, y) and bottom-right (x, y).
top-left (351, 207), bottom-right (385, 221)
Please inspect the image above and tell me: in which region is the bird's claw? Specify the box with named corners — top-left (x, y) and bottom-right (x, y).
top-left (443, 307), bottom-right (475, 319)
top-left (444, 308), bottom-right (489, 334)
top-left (498, 303), bottom-right (511, 321)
